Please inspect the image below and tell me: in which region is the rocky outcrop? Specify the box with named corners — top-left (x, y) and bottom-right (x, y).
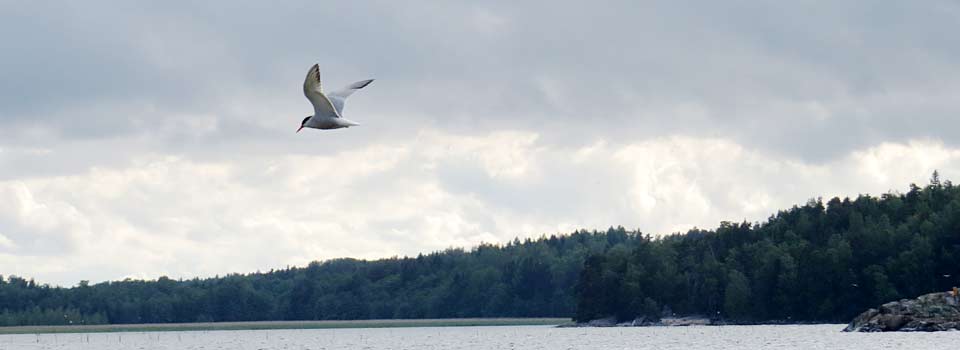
top-left (658, 316), bottom-right (711, 326)
top-left (568, 316), bottom-right (712, 327)
top-left (585, 317), bottom-right (617, 327)
top-left (844, 291), bottom-right (960, 332)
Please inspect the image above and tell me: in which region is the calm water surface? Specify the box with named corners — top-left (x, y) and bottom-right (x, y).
top-left (0, 324), bottom-right (954, 350)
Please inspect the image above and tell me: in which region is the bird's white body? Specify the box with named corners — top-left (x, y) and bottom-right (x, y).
top-left (299, 64), bottom-right (373, 132)
top-left (305, 115), bottom-right (360, 129)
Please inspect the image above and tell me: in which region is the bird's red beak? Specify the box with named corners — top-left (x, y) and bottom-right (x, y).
top-left (296, 125), bottom-right (304, 133)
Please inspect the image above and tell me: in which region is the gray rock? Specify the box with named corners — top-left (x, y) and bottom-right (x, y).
top-left (586, 317), bottom-right (617, 327)
top-left (844, 291), bottom-right (960, 332)
top-left (660, 316), bottom-right (711, 326)
top-left (617, 316), bottom-right (654, 327)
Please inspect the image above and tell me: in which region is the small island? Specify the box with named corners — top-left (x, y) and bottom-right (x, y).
top-left (844, 291), bottom-right (960, 332)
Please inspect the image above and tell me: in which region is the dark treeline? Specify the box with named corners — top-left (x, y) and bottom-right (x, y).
top-left (3, 174), bottom-right (959, 326)
top-left (575, 172), bottom-right (960, 323)
top-left (0, 230), bottom-right (635, 325)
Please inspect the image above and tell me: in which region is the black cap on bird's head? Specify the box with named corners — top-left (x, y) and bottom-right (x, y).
top-left (297, 116), bottom-right (311, 133)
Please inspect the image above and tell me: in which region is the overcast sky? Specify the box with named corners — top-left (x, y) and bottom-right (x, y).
top-left (2, 1), bottom-right (960, 286)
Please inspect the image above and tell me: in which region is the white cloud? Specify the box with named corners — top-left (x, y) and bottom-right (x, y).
top-left (418, 129), bottom-right (543, 180)
top-left (1, 128), bottom-right (958, 285)
top-left (849, 140), bottom-right (960, 185)
top-left (0, 233), bottom-right (16, 249)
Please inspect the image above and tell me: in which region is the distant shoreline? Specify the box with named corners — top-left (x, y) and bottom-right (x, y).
top-left (0, 318), bottom-right (571, 335)
top-left (563, 315), bottom-right (836, 328)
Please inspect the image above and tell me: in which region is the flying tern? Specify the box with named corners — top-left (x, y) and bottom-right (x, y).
top-left (298, 64), bottom-right (373, 132)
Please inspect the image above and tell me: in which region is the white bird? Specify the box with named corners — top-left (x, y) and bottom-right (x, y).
top-left (297, 64), bottom-right (374, 132)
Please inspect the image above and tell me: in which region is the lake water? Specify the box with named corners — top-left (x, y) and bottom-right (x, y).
top-left (0, 324), bottom-right (954, 349)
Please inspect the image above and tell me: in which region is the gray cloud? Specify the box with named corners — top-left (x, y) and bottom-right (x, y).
top-left (2, 1), bottom-right (960, 285)
top-left (5, 1), bottom-right (959, 153)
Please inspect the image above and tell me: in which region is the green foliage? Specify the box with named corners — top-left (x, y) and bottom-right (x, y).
top-left (723, 270), bottom-right (750, 319)
top-left (4, 174), bottom-right (959, 326)
top-left (574, 174), bottom-right (960, 322)
top-left (0, 229), bottom-right (635, 325)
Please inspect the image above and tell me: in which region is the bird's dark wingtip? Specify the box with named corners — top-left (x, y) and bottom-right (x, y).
top-left (311, 64), bottom-right (321, 81)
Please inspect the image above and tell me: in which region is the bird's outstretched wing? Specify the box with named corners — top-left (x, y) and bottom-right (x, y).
top-left (303, 64), bottom-right (340, 118)
top-left (327, 79), bottom-right (374, 114)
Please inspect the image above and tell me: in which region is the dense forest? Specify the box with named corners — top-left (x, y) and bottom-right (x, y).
top-left (0, 230), bottom-right (635, 326)
top-left (2, 174), bottom-right (958, 326)
top-left (575, 172), bottom-right (960, 323)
